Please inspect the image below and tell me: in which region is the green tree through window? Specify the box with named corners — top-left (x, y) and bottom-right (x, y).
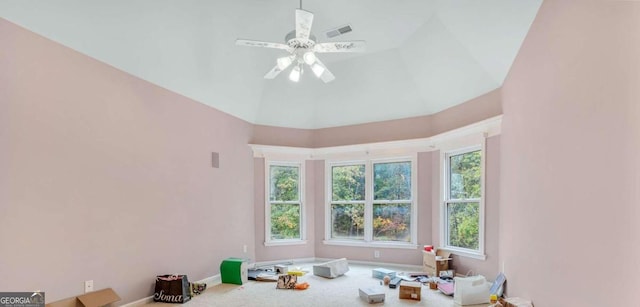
top-left (329, 159), bottom-right (414, 243)
top-left (269, 165), bottom-right (301, 240)
top-left (446, 150), bottom-right (481, 250)
top-left (373, 162), bottom-right (411, 242)
top-left (331, 165), bottom-right (365, 239)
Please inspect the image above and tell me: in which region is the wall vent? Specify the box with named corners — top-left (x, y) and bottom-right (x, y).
top-left (325, 24), bottom-right (353, 38)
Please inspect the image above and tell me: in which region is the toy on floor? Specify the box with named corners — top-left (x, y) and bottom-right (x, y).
top-left (383, 276), bottom-right (391, 285)
top-left (294, 282), bottom-right (309, 290)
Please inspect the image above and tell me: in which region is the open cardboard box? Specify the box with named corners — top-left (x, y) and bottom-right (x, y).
top-left (499, 297), bottom-right (534, 307)
top-left (46, 288), bottom-right (120, 307)
top-left (422, 249), bottom-right (452, 277)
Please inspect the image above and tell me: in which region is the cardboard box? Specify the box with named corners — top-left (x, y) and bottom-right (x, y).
top-left (422, 250), bottom-right (452, 277)
top-left (499, 297), bottom-right (534, 307)
top-left (46, 288), bottom-right (120, 307)
top-left (359, 287), bottom-right (385, 304)
top-left (372, 268), bottom-right (396, 280)
top-left (398, 281), bottom-right (422, 301)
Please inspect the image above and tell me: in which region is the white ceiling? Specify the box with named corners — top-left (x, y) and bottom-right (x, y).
top-left (0, 0), bottom-right (542, 129)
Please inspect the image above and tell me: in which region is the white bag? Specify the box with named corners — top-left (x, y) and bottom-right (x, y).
top-left (453, 275), bottom-right (491, 305)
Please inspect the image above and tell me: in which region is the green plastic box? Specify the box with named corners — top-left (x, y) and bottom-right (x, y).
top-left (220, 258), bottom-right (248, 285)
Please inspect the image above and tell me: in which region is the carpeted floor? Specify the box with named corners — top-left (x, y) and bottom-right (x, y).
top-left (145, 261), bottom-right (487, 307)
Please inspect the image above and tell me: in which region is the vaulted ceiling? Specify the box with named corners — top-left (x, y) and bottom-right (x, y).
top-left (0, 0), bottom-right (542, 129)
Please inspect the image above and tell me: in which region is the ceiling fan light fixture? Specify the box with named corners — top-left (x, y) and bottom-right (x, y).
top-left (235, 4), bottom-right (366, 83)
top-left (289, 65), bottom-right (302, 82)
top-left (277, 56), bottom-right (293, 70)
top-left (311, 63), bottom-right (325, 77)
top-left (303, 51), bottom-right (316, 65)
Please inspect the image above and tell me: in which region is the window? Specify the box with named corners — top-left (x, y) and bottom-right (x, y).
top-left (327, 157), bottom-right (416, 248)
top-left (442, 147), bottom-right (484, 257)
top-left (373, 162), bottom-right (412, 242)
top-left (330, 164), bottom-right (365, 240)
top-left (266, 162), bottom-right (305, 245)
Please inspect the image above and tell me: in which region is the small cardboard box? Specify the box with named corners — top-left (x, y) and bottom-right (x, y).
top-left (422, 250), bottom-right (452, 277)
top-left (46, 288), bottom-right (120, 307)
top-left (359, 287), bottom-right (385, 304)
top-left (499, 297), bottom-right (534, 307)
top-left (372, 268), bottom-right (396, 280)
top-left (399, 281), bottom-right (422, 301)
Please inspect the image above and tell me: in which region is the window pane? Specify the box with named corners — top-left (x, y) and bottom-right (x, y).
top-left (449, 150), bottom-right (481, 199)
top-left (447, 202), bottom-right (479, 250)
top-left (374, 161), bottom-right (411, 200)
top-left (332, 165), bottom-right (365, 201)
top-left (373, 203), bottom-right (411, 242)
top-left (270, 165), bottom-right (299, 201)
top-left (331, 203), bottom-right (364, 239)
top-left (270, 203), bottom-right (300, 240)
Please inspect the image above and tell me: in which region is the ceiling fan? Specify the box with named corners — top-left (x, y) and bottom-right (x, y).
top-left (235, 1), bottom-right (366, 83)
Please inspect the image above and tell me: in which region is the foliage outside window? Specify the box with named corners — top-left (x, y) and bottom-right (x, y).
top-left (444, 149), bottom-right (482, 251)
top-left (373, 162), bottom-right (412, 242)
top-left (268, 163), bottom-right (302, 241)
top-left (331, 164), bottom-right (365, 239)
top-left (329, 158), bottom-right (415, 245)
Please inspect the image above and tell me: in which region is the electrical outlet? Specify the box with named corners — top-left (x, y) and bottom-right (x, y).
top-left (374, 250), bottom-right (380, 258)
top-left (243, 244), bottom-right (247, 253)
top-left (84, 280), bottom-right (94, 293)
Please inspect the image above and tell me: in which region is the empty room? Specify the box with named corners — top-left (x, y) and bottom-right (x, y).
top-left (1, 1), bottom-right (638, 306)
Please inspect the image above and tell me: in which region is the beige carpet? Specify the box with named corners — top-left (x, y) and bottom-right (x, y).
top-left (145, 262), bottom-right (487, 307)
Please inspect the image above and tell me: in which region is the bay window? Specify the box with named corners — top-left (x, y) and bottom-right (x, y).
top-left (326, 157), bottom-right (417, 248)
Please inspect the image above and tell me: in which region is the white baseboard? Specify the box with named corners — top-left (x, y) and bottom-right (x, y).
top-left (254, 257), bottom-right (423, 272)
top-left (199, 274), bottom-right (221, 289)
top-left (120, 275), bottom-right (221, 307)
top-left (251, 257), bottom-right (316, 268)
top-left (121, 295), bottom-right (153, 307)
top-left (343, 259), bottom-right (423, 272)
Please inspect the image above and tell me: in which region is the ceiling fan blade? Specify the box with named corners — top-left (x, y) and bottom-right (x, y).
top-left (314, 41), bottom-right (366, 53)
top-left (313, 58), bottom-right (335, 83)
top-left (295, 9), bottom-right (314, 41)
top-left (264, 65), bottom-right (285, 79)
top-left (236, 39), bottom-right (291, 51)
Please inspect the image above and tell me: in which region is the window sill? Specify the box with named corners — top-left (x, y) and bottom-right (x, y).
top-left (264, 240), bottom-right (308, 247)
top-left (439, 246), bottom-right (486, 260)
top-left (323, 240), bottom-right (418, 250)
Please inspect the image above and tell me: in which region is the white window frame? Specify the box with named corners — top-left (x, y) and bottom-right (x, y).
top-left (440, 142), bottom-right (486, 260)
top-left (264, 160), bottom-right (307, 246)
top-left (323, 155), bottom-right (418, 249)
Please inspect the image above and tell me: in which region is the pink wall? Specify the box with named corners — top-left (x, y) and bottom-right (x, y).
top-left (500, 1), bottom-right (640, 305)
top-left (0, 19), bottom-right (256, 303)
top-left (251, 89), bottom-right (502, 148)
top-left (253, 158), bottom-right (315, 261)
top-left (251, 125), bottom-right (314, 148)
top-left (312, 89), bottom-right (501, 148)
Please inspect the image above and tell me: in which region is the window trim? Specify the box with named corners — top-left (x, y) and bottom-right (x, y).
top-left (264, 160), bottom-right (306, 246)
top-left (440, 142), bottom-right (486, 260)
top-left (324, 155), bottom-right (418, 249)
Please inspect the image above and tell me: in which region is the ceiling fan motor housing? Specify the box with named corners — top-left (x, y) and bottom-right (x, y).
top-left (285, 30), bottom-right (316, 49)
